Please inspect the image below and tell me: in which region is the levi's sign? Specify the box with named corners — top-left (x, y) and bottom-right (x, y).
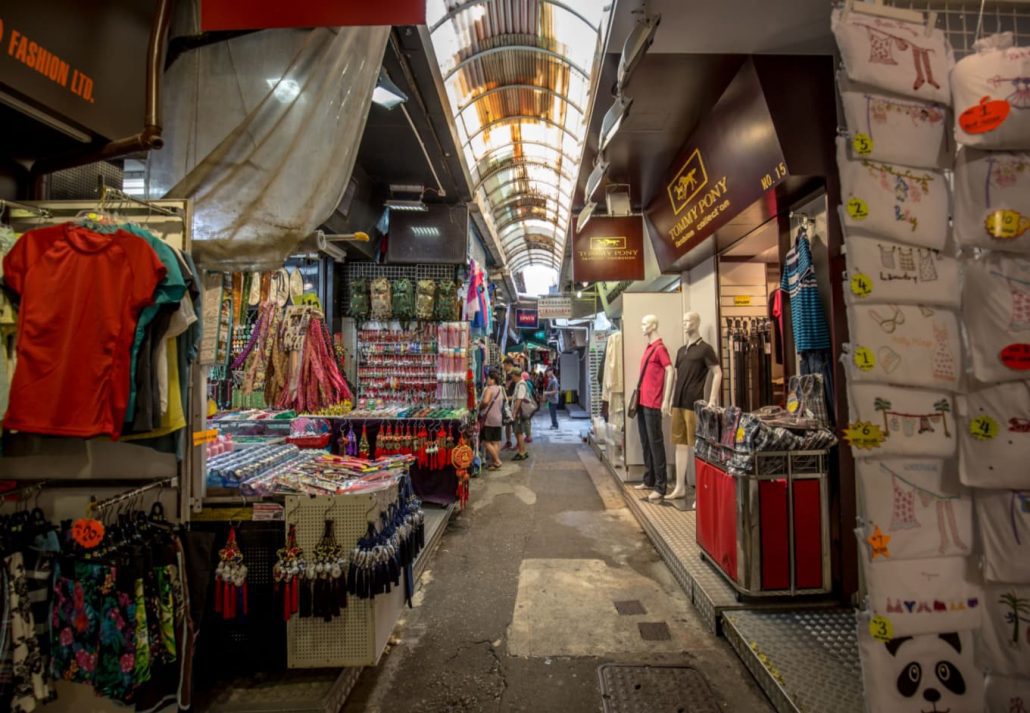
top-left (572, 216), bottom-right (645, 283)
top-left (515, 309), bottom-right (539, 329)
top-left (647, 60), bottom-right (788, 272)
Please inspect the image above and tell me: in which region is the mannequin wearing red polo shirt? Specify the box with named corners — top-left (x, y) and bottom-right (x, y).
top-left (632, 314), bottom-right (675, 502)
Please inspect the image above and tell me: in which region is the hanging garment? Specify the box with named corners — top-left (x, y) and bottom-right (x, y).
top-left (838, 73), bottom-right (950, 169)
top-left (953, 148), bottom-right (1030, 254)
top-left (847, 384), bottom-right (956, 458)
top-left (951, 32), bottom-right (1030, 150)
top-left (837, 138), bottom-right (950, 249)
top-left (348, 279), bottom-right (370, 319)
top-left (975, 489), bottom-right (1030, 583)
top-left (856, 459), bottom-right (972, 561)
top-left (958, 381), bottom-right (1030, 489)
top-left (977, 583), bottom-right (1030, 678)
top-left (369, 277), bottom-right (392, 320)
top-left (414, 279), bottom-right (436, 321)
top-left (832, 7), bottom-right (954, 103)
top-left (843, 232), bottom-right (960, 307)
top-left (5, 552), bottom-right (49, 712)
top-left (781, 229), bottom-right (831, 352)
top-left (856, 621), bottom-right (982, 713)
top-left (2, 224), bottom-right (166, 438)
top-left (434, 280), bottom-right (459, 321)
top-left (391, 278), bottom-right (415, 323)
top-left (962, 252), bottom-right (1030, 385)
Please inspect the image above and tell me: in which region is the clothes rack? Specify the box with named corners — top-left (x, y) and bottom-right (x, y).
top-left (723, 316), bottom-right (774, 411)
top-left (97, 177), bottom-right (182, 218)
top-left (0, 199), bottom-right (53, 219)
top-left (89, 476), bottom-right (179, 513)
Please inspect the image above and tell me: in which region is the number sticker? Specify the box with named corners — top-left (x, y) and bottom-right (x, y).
top-left (969, 414), bottom-right (999, 441)
top-left (853, 346), bottom-right (876, 371)
top-left (846, 197), bottom-right (869, 221)
top-left (869, 615), bottom-right (894, 643)
top-left (735, 427), bottom-right (745, 444)
top-left (786, 395), bottom-right (800, 414)
top-left (850, 273), bottom-right (873, 298)
top-left (852, 133), bottom-right (873, 156)
top-left (958, 96), bottom-right (1011, 135)
top-left (72, 518), bottom-right (105, 549)
top-left (844, 421), bottom-right (886, 450)
top-left (984, 209), bottom-right (1028, 241)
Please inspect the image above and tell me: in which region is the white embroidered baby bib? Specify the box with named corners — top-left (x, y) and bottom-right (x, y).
top-left (974, 489), bottom-right (1030, 582)
top-left (839, 75), bottom-right (951, 169)
top-left (838, 139), bottom-right (949, 249)
top-left (848, 384), bottom-right (957, 458)
top-left (843, 232), bottom-right (960, 307)
top-left (977, 584), bottom-right (1030, 677)
top-left (833, 8), bottom-right (954, 104)
top-left (951, 33), bottom-right (1030, 150)
top-left (954, 148), bottom-right (1030, 253)
top-left (846, 304), bottom-right (961, 390)
top-left (962, 253), bottom-right (1030, 385)
top-left (958, 381), bottom-right (1030, 489)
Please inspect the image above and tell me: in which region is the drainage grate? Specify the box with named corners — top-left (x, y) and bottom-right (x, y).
top-left (637, 622), bottom-right (671, 641)
top-left (614, 600), bottom-right (646, 616)
top-left (598, 664), bottom-right (721, 713)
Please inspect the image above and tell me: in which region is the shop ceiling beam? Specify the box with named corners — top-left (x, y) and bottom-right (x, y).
top-left (457, 84), bottom-right (584, 116)
top-left (30, 0), bottom-right (174, 196)
top-left (494, 212), bottom-right (566, 237)
top-left (441, 46), bottom-right (590, 84)
top-left (470, 141), bottom-right (579, 173)
top-left (483, 176), bottom-right (564, 205)
top-left (430, 0), bottom-right (598, 34)
top-left (497, 217), bottom-right (566, 241)
top-left (462, 114), bottom-right (582, 151)
top-left (472, 158), bottom-right (575, 194)
top-left (490, 193), bottom-right (572, 217)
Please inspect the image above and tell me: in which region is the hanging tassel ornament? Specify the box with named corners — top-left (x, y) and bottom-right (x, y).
top-left (214, 526), bottom-right (249, 621)
top-left (417, 424), bottom-right (429, 468)
top-left (308, 519), bottom-right (347, 621)
top-left (451, 435), bottom-right (474, 510)
top-left (345, 424), bottom-right (358, 456)
top-left (273, 524), bottom-right (306, 621)
top-left (466, 368), bottom-right (476, 410)
top-left (359, 424), bottom-right (370, 458)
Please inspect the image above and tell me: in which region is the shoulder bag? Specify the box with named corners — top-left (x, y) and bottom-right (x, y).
top-left (627, 343), bottom-right (656, 419)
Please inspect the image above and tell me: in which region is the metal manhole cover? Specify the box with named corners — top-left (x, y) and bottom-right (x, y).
top-left (598, 664), bottom-right (721, 713)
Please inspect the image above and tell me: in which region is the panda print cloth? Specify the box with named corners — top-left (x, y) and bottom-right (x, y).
top-left (958, 381), bottom-right (1030, 489)
top-left (862, 555), bottom-right (984, 636)
top-left (846, 304), bottom-right (961, 391)
top-left (832, 8), bottom-right (954, 104)
top-left (838, 138), bottom-right (950, 249)
top-left (962, 253), bottom-right (1030, 385)
top-left (954, 148), bottom-right (1030, 254)
top-left (951, 33), bottom-right (1030, 150)
top-left (857, 622), bottom-right (983, 713)
top-left (844, 232), bottom-right (960, 308)
top-left (838, 74), bottom-right (951, 169)
top-left (848, 384), bottom-right (957, 458)
top-left (984, 674), bottom-right (1030, 713)
top-left (977, 584), bottom-right (1030, 677)
top-left (975, 489), bottom-right (1030, 583)
top-left (856, 459), bottom-right (972, 561)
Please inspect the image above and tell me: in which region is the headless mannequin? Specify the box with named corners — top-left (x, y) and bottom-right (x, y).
top-left (663, 312), bottom-right (722, 505)
top-left (633, 314), bottom-right (676, 502)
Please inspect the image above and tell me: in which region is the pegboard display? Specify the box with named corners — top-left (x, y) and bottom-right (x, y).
top-left (285, 485), bottom-right (406, 668)
top-left (341, 262), bottom-right (461, 315)
top-left (919, 1), bottom-right (1030, 57)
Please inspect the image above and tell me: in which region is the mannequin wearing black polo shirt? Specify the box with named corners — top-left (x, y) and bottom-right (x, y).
top-left (666, 312), bottom-right (722, 505)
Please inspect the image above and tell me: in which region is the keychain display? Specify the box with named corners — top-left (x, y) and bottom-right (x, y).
top-left (214, 526), bottom-right (249, 621)
top-left (273, 524), bottom-right (306, 621)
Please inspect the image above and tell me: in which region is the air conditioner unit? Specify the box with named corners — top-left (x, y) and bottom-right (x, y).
top-left (605, 184), bottom-right (632, 217)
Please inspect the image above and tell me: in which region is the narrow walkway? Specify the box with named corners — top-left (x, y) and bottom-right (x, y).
top-left (343, 412), bottom-right (773, 712)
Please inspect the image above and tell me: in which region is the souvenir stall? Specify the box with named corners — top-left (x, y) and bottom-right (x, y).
top-left (834, 5), bottom-right (1030, 709)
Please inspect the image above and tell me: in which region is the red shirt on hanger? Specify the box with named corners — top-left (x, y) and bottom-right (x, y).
top-left (638, 338), bottom-right (671, 409)
top-left (3, 223), bottom-right (165, 438)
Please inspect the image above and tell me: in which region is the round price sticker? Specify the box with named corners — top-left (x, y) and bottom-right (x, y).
top-left (72, 518), bottom-right (105, 549)
top-left (846, 197), bottom-right (869, 221)
top-left (969, 414), bottom-right (999, 441)
top-left (735, 427), bottom-right (745, 444)
top-left (786, 396), bottom-right (800, 414)
top-left (852, 133), bottom-right (874, 156)
top-left (853, 347), bottom-right (876, 371)
top-left (869, 615), bottom-right (894, 643)
top-left (850, 273), bottom-right (873, 298)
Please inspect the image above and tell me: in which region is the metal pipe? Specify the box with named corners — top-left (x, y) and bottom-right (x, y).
top-left (30, 0), bottom-right (174, 198)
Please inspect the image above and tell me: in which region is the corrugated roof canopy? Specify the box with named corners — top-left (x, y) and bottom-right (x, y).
top-left (427, 0), bottom-right (608, 288)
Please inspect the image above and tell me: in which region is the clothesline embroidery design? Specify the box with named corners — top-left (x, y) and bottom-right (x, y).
top-left (857, 21), bottom-right (941, 91)
top-left (865, 94), bottom-right (946, 134)
top-left (877, 243), bottom-right (939, 284)
top-left (990, 270), bottom-right (1030, 331)
top-left (872, 396), bottom-right (952, 437)
top-left (986, 74), bottom-right (1030, 110)
top-left (860, 160), bottom-right (935, 232)
top-left (879, 463), bottom-right (968, 555)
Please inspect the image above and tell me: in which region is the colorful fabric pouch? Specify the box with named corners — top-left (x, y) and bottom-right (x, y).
top-left (951, 32), bottom-right (1030, 150)
top-left (843, 232), bottom-right (959, 308)
top-left (953, 148), bottom-right (1030, 253)
top-left (957, 382), bottom-right (1030, 489)
top-left (961, 252), bottom-right (1030, 385)
top-left (974, 489), bottom-right (1030, 582)
top-left (847, 383), bottom-right (956, 458)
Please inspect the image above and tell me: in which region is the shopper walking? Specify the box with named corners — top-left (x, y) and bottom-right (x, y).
top-left (512, 371), bottom-right (532, 461)
top-left (478, 369), bottom-right (505, 470)
top-left (543, 368), bottom-right (560, 428)
top-left (521, 371), bottom-right (535, 443)
top-left (502, 360), bottom-right (517, 450)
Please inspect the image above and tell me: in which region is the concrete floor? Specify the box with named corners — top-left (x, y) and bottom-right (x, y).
top-left (343, 413), bottom-right (774, 713)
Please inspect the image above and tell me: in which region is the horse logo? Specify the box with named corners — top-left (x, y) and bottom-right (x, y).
top-left (667, 148), bottom-right (708, 215)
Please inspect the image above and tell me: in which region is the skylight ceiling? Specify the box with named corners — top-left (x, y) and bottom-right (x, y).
top-left (427, 0), bottom-right (609, 283)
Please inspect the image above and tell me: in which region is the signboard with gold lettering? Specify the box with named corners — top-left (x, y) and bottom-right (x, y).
top-left (572, 216), bottom-right (645, 283)
top-left (646, 60), bottom-right (788, 272)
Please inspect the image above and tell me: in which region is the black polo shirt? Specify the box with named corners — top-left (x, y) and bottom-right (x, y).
top-left (672, 338), bottom-right (718, 410)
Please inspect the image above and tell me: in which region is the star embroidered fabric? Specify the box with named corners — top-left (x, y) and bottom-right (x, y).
top-left (856, 459), bottom-right (972, 561)
top-left (845, 304), bottom-right (961, 390)
top-left (953, 148), bottom-right (1030, 253)
top-left (843, 232), bottom-right (959, 307)
top-left (958, 381), bottom-right (1030, 489)
top-left (848, 383), bottom-right (956, 458)
top-left (962, 253), bottom-right (1030, 385)
top-left (951, 32), bottom-right (1030, 150)
top-left (974, 489), bottom-right (1030, 583)
top-left (832, 8), bottom-right (954, 104)
top-left (838, 74), bottom-right (951, 169)
top-left (856, 621), bottom-right (983, 713)
top-left (837, 138), bottom-right (949, 248)
top-left (976, 583), bottom-right (1030, 677)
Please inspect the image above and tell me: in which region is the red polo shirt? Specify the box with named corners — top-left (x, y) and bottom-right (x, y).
top-left (638, 338), bottom-right (671, 409)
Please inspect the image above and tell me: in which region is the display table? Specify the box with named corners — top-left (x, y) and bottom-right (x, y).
top-left (695, 452), bottom-right (831, 597)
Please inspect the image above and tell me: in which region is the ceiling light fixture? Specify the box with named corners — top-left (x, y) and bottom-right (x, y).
top-left (599, 94), bottom-right (632, 152)
top-left (385, 199), bottom-right (428, 212)
top-left (585, 155), bottom-right (609, 202)
top-left (372, 70), bottom-right (408, 110)
top-left (576, 200), bottom-right (597, 233)
top-left (617, 12), bottom-right (661, 92)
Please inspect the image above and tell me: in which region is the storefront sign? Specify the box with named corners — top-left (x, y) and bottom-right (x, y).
top-left (200, 0), bottom-right (426, 31)
top-left (0, 0), bottom-right (151, 140)
top-left (515, 309), bottom-right (539, 329)
top-left (646, 60), bottom-right (788, 271)
top-left (538, 297), bottom-right (572, 320)
top-left (572, 216), bottom-right (645, 282)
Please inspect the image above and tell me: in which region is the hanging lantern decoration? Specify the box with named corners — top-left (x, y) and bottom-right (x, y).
top-left (451, 435), bottom-right (474, 509)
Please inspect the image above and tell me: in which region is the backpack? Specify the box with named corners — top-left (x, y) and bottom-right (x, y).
top-left (348, 278), bottom-right (370, 319)
top-left (392, 278), bottom-right (415, 322)
top-left (370, 277), bottom-right (392, 319)
top-left (415, 279), bottom-right (436, 320)
top-left (434, 279), bottom-right (458, 321)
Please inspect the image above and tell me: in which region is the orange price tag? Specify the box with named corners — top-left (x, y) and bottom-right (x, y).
top-left (959, 96), bottom-right (1011, 135)
top-left (72, 518), bottom-right (105, 549)
top-left (192, 428), bottom-right (218, 446)
top-left (1000, 343), bottom-right (1030, 371)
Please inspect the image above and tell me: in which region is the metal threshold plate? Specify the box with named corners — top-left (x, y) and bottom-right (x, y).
top-left (598, 664), bottom-right (722, 713)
